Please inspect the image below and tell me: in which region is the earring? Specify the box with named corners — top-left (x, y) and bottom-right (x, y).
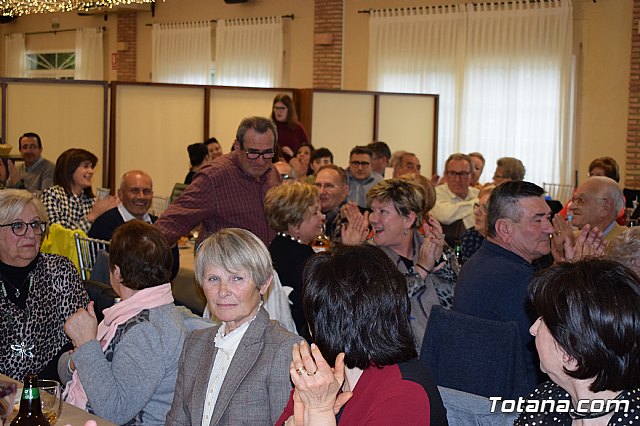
top-left (404, 229), bottom-right (408, 235)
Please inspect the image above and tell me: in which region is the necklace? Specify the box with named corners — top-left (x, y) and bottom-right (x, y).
top-left (0, 269), bottom-right (32, 299)
top-left (1, 274), bottom-right (34, 360)
top-left (569, 391), bottom-right (627, 420)
top-left (277, 232), bottom-right (305, 245)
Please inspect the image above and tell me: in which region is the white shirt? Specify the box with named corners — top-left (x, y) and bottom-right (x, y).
top-left (432, 184), bottom-right (479, 229)
top-left (201, 317), bottom-right (254, 426)
top-left (117, 202), bottom-right (152, 223)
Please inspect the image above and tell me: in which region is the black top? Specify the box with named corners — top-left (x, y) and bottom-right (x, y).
top-left (87, 207), bottom-right (180, 279)
top-left (268, 235), bottom-right (315, 342)
top-left (516, 382), bottom-right (640, 426)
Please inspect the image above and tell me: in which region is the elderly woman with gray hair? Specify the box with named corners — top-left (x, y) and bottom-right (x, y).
top-left (166, 228), bottom-right (300, 425)
top-left (606, 227), bottom-right (640, 275)
top-left (0, 189), bottom-right (88, 382)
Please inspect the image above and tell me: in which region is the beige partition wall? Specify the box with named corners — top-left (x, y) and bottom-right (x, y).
top-left (209, 88), bottom-right (290, 153)
top-left (4, 81), bottom-right (105, 185)
top-left (114, 84), bottom-right (204, 197)
top-left (378, 94), bottom-right (437, 175)
top-left (311, 92), bottom-right (376, 168)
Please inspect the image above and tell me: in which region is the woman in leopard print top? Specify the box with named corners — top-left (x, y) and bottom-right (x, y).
top-left (0, 189), bottom-right (89, 381)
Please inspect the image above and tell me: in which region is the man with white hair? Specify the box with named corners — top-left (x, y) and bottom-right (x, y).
top-left (568, 176), bottom-right (625, 242)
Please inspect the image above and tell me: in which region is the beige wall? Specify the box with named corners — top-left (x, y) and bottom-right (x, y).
top-left (573, 0), bottom-right (632, 185)
top-left (0, 0), bottom-right (634, 184)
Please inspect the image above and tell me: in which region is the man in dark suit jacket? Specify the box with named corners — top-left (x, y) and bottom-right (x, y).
top-left (89, 170), bottom-right (179, 278)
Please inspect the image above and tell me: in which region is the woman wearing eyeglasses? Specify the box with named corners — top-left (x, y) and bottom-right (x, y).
top-left (0, 189), bottom-right (89, 381)
top-left (271, 94), bottom-right (309, 162)
top-left (460, 185), bottom-right (496, 263)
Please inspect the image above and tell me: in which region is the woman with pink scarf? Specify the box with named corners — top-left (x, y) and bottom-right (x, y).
top-left (60, 221), bottom-right (186, 425)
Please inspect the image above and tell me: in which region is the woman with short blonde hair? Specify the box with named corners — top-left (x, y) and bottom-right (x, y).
top-left (265, 182), bottom-right (324, 342)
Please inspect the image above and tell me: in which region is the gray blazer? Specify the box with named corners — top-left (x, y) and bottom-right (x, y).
top-left (165, 307), bottom-right (300, 425)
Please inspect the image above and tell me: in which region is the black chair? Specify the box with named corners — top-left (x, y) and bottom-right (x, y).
top-left (84, 279), bottom-right (118, 323)
top-left (420, 306), bottom-right (530, 399)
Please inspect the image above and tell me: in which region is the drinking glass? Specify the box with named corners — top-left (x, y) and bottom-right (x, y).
top-left (38, 380), bottom-right (62, 425)
top-left (5, 380), bottom-right (62, 425)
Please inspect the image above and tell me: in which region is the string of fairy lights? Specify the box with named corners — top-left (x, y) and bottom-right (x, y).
top-left (1, 0), bottom-right (155, 17)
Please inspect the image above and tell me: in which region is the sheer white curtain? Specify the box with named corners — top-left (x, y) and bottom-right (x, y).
top-left (152, 21), bottom-right (212, 84)
top-left (369, 6), bottom-right (467, 163)
top-left (75, 27), bottom-right (104, 80)
top-left (368, 1), bottom-right (573, 185)
top-left (215, 17), bottom-right (283, 87)
top-left (4, 33), bottom-right (26, 78)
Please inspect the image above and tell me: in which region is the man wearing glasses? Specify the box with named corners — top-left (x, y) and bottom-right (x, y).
top-left (345, 146), bottom-right (383, 209)
top-left (431, 153), bottom-right (479, 245)
top-left (155, 116), bottom-right (281, 246)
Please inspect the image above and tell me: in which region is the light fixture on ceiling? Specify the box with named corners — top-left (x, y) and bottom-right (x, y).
top-left (1, 0), bottom-right (156, 17)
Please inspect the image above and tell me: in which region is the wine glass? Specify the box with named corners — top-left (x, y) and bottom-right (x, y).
top-left (38, 380), bottom-right (62, 425)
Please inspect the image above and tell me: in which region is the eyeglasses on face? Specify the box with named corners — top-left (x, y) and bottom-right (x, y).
top-left (446, 171), bottom-right (470, 178)
top-left (473, 203), bottom-right (487, 213)
top-left (571, 194), bottom-right (607, 207)
top-left (243, 149), bottom-right (275, 160)
top-left (0, 220), bottom-right (47, 236)
top-left (350, 161), bottom-right (371, 168)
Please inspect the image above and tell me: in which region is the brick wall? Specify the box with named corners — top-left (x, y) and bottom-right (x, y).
top-left (626, 1), bottom-right (640, 188)
top-left (314, 0), bottom-right (343, 89)
top-left (117, 12), bottom-right (137, 82)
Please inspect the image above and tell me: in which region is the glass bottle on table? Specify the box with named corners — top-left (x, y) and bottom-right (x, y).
top-left (10, 374), bottom-right (49, 425)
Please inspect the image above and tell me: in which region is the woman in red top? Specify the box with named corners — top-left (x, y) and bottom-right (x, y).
top-left (271, 94), bottom-right (309, 162)
top-left (277, 244), bottom-right (448, 425)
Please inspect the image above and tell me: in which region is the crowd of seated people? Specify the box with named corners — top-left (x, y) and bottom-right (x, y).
top-left (4, 110), bottom-right (640, 425)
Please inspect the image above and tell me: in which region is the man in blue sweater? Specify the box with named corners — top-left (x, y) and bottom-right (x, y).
top-left (453, 181), bottom-right (553, 391)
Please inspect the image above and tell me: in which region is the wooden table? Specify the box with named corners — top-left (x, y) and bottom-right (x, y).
top-left (1, 373), bottom-right (115, 426)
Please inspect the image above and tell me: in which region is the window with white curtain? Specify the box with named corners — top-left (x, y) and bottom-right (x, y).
top-left (4, 33), bottom-right (27, 78)
top-left (152, 21), bottom-right (212, 85)
top-left (368, 1), bottom-right (573, 186)
top-left (75, 27), bottom-right (104, 80)
top-left (215, 17), bottom-right (283, 88)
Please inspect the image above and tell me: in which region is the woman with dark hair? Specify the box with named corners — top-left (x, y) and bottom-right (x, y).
top-left (277, 244), bottom-right (447, 425)
top-left (290, 143), bottom-right (315, 179)
top-left (0, 189), bottom-right (88, 381)
top-left (271, 93), bottom-right (309, 161)
top-left (61, 221), bottom-right (186, 425)
top-left (516, 258), bottom-right (640, 425)
top-left (41, 148), bottom-right (118, 232)
top-left (589, 156), bottom-right (620, 182)
top-left (184, 142), bottom-right (209, 184)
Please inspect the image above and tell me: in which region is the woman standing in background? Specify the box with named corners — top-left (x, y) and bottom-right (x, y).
top-left (271, 94), bottom-right (309, 162)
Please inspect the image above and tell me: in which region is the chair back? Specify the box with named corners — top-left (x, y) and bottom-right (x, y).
top-left (74, 233), bottom-right (110, 280)
top-left (150, 196), bottom-right (170, 216)
top-left (543, 182), bottom-right (574, 204)
top-left (170, 183), bottom-right (189, 203)
top-left (441, 218), bottom-right (467, 248)
top-left (420, 306), bottom-right (530, 399)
